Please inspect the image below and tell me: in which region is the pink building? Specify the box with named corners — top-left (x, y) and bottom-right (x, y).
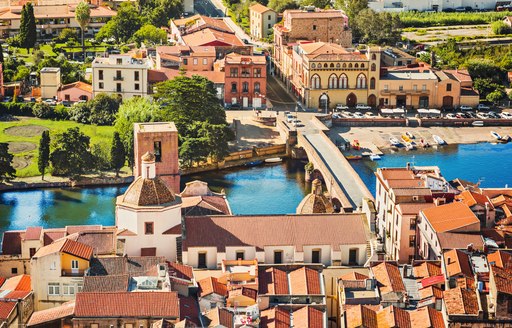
top-left (57, 81), bottom-right (92, 102)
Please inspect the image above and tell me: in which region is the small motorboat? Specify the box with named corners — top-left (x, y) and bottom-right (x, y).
top-left (472, 121), bottom-right (484, 127)
top-left (405, 142), bottom-right (416, 151)
top-left (369, 154), bottom-right (381, 161)
top-left (433, 135), bottom-right (446, 145)
top-left (502, 135), bottom-right (511, 143)
top-left (401, 134), bottom-right (411, 143)
top-left (265, 157), bottom-right (283, 163)
top-left (345, 155), bottom-right (362, 160)
top-left (419, 138), bottom-right (430, 148)
top-left (245, 160), bottom-right (263, 167)
top-left (491, 131), bottom-right (502, 140)
top-left (405, 131), bottom-right (415, 139)
top-left (389, 137), bottom-right (401, 147)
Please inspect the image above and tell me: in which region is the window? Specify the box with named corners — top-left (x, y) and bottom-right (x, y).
top-left (193, 58), bottom-right (198, 65)
top-left (134, 71), bottom-right (139, 81)
top-left (355, 63), bottom-right (359, 68)
top-left (198, 252), bottom-right (207, 268)
top-left (236, 251), bottom-right (245, 260)
top-left (99, 82), bottom-right (104, 89)
top-left (77, 282), bottom-right (83, 292)
top-left (242, 82), bottom-right (249, 93)
top-left (134, 83), bottom-right (139, 91)
top-left (98, 70), bottom-right (103, 80)
top-left (242, 68), bottom-right (250, 77)
top-left (153, 141), bottom-right (162, 162)
top-left (371, 54), bottom-right (376, 60)
top-left (50, 261), bottom-right (56, 270)
top-left (116, 83), bottom-right (122, 92)
top-left (312, 249), bottom-right (321, 263)
top-left (116, 58), bottom-right (122, 65)
top-left (422, 84), bottom-right (427, 91)
top-left (356, 74), bottom-right (367, 89)
top-left (71, 260), bottom-right (79, 270)
top-left (348, 249), bottom-right (358, 265)
top-left (413, 85), bottom-right (417, 91)
top-left (339, 74), bottom-right (348, 89)
top-left (311, 63), bottom-right (316, 69)
top-left (399, 85), bottom-right (404, 91)
top-left (410, 218), bottom-right (416, 230)
top-left (328, 74), bottom-right (337, 89)
top-left (145, 222), bottom-right (154, 235)
top-left (409, 235), bottom-right (416, 247)
top-left (312, 25), bottom-right (316, 30)
top-left (231, 82), bottom-right (237, 93)
top-left (125, 325), bottom-right (134, 328)
top-left (115, 70), bottom-right (122, 80)
top-left (384, 85), bottom-right (389, 91)
top-left (254, 68), bottom-right (262, 77)
top-left (268, 23), bottom-right (271, 28)
top-left (254, 82), bottom-right (260, 93)
top-left (29, 248), bottom-right (36, 257)
top-left (63, 283), bottom-right (75, 295)
top-left (311, 75), bottom-right (321, 89)
top-left (183, 58), bottom-right (188, 65)
top-left (203, 58), bottom-right (208, 65)
top-left (274, 250), bottom-right (283, 264)
top-left (419, 96), bottom-right (429, 108)
top-left (446, 83), bottom-right (452, 91)
top-left (11, 268), bottom-right (17, 274)
top-left (370, 77), bottom-right (376, 89)
top-left (230, 68), bottom-right (238, 77)
top-left (91, 324), bottom-right (99, 328)
top-left (348, 63), bottom-right (352, 68)
top-left (361, 63), bottom-right (365, 68)
top-left (48, 283), bottom-right (60, 295)
top-left (268, 14), bottom-right (271, 20)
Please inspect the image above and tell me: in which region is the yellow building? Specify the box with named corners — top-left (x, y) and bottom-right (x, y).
top-left (249, 3), bottom-right (277, 41)
top-left (40, 67), bottom-right (61, 100)
top-left (291, 42), bottom-right (381, 109)
top-left (31, 238), bottom-right (93, 310)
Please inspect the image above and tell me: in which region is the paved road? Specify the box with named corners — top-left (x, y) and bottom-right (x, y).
top-left (266, 75), bottom-right (297, 113)
top-left (304, 133), bottom-right (373, 208)
top-left (194, 0), bottom-right (224, 17)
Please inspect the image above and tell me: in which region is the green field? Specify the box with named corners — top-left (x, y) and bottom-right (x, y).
top-left (0, 117), bottom-right (115, 177)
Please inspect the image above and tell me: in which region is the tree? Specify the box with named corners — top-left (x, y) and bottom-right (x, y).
top-left (55, 28), bottom-right (78, 43)
top-left (33, 102), bottom-right (54, 118)
top-left (13, 66), bottom-right (30, 82)
top-left (75, 1), bottom-right (91, 59)
top-left (336, 0), bottom-right (368, 36)
top-left (38, 130), bottom-right (50, 180)
top-left (0, 143), bottom-right (16, 183)
top-left (96, 3), bottom-right (142, 43)
top-left (50, 127), bottom-right (94, 177)
top-left (133, 25), bottom-right (167, 46)
top-left (0, 43), bottom-right (3, 64)
top-left (139, 0), bottom-right (183, 27)
top-left (19, 3), bottom-right (36, 53)
top-left (110, 132), bottom-right (125, 177)
top-left (356, 9), bottom-right (402, 44)
top-left (300, 0), bottom-right (331, 8)
top-left (486, 89), bottom-right (505, 104)
top-left (89, 93), bottom-right (121, 125)
top-left (267, 0), bottom-right (298, 12)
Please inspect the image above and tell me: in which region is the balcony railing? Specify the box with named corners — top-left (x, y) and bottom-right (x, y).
top-left (113, 76), bottom-right (124, 81)
top-left (61, 269), bottom-right (84, 277)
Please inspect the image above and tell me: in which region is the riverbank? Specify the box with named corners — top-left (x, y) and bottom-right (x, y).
top-left (332, 125), bottom-right (512, 153)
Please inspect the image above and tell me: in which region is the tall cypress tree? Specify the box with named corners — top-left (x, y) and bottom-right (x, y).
top-left (110, 132), bottom-right (125, 177)
top-left (38, 130), bottom-right (50, 180)
top-left (18, 5), bottom-right (28, 52)
top-left (26, 3), bottom-right (37, 53)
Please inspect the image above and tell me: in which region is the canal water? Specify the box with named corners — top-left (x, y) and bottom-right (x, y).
top-left (1, 142), bottom-right (511, 233)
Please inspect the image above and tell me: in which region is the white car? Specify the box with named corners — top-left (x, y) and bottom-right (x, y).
top-left (445, 113), bottom-right (457, 119)
top-left (336, 104), bottom-right (349, 111)
top-left (353, 112), bottom-right (365, 119)
top-left (292, 119), bottom-right (303, 127)
top-left (476, 112), bottom-right (489, 119)
top-left (43, 99), bottom-right (57, 106)
top-left (286, 114), bottom-right (294, 123)
top-left (365, 112), bottom-right (376, 118)
top-left (459, 105), bottom-right (473, 111)
top-left (341, 111), bottom-right (353, 118)
top-left (477, 104), bottom-right (491, 111)
top-left (356, 104), bottom-right (372, 110)
top-left (500, 112), bottom-right (512, 119)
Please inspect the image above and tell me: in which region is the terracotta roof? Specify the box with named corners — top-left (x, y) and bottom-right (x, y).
top-left (412, 261), bottom-right (441, 279)
top-left (258, 267), bottom-right (289, 295)
top-left (0, 274), bottom-right (31, 292)
top-left (409, 307), bottom-right (446, 328)
top-left (1, 231), bottom-right (23, 255)
top-left (296, 192), bottom-right (334, 214)
top-left (456, 190), bottom-right (494, 209)
top-left (178, 295), bottom-right (200, 325)
top-left (198, 276), bottom-right (228, 298)
top-left (74, 292), bottom-right (179, 318)
top-left (225, 52), bottom-right (266, 65)
top-left (182, 28), bottom-right (244, 47)
top-left (228, 286), bottom-right (258, 303)
top-left (181, 195), bottom-right (231, 216)
top-left (396, 203), bottom-right (435, 215)
top-left (371, 262), bottom-right (406, 294)
top-left (380, 306), bottom-right (411, 328)
top-left (292, 306), bottom-right (324, 328)
top-left (444, 249), bottom-right (473, 278)
top-left (24, 226), bottom-right (42, 240)
top-left (65, 225), bottom-right (102, 235)
top-left (204, 307), bottom-right (233, 328)
top-left (421, 202), bottom-right (480, 233)
top-left (33, 238), bottom-right (93, 260)
top-left (420, 275), bottom-right (444, 288)
top-left (173, 15), bottom-right (232, 34)
top-left (339, 272), bottom-right (369, 281)
top-left (120, 176), bottom-right (177, 207)
top-left (169, 262), bottom-right (194, 281)
top-left (42, 229), bottom-right (66, 246)
top-left (82, 274), bottom-right (129, 292)
top-left (419, 285), bottom-right (443, 301)
top-left (443, 69), bottom-right (472, 83)
top-left (88, 256), bottom-right (166, 276)
top-left (379, 168), bottom-right (416, 181)
top-left (260, 306), bottom-right (324, 328)
top-left (59, 81), bottom-right (92, 94)
top-left (285, 8), bottom-right (347, 19)
top-left (73, 229), bottom-right (117, 255)
top-left (0, 302), bottom-right (16, 320)
top-left (27, 301), bottom-right (75, 327)
top-left (488, 250), bottom-right (512, 269)
top-left (162, 224), bottom-right (182, 235)
top-left (444, 287), bottom-right (479, 316)
top-left (250, 3), bottom-right (274, 14)
top-left (392, 188), bottom-right (432, 197)
top-left (491, 265), bottom-right (512, 295)
top-left (289, 267), bottom-right (322, 295)
top-left (344, 304), bottom-right (380, 328)
top-left (0, 278), bottom-right (5, 288)
top-left (183, 214), bottom-right (368, 252)
top-left (437, 232), bottom-right (484, 250)
top-left (148, 68), bottom-right (225, 84)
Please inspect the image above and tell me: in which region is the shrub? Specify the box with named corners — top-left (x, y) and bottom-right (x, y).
top-left (0, 102), bottom-right (35, 116)
top-left (491, 21), bottom-right (512, 35)
top-left (32, 103), bottom-right (55, 119)
top-left (69, 102), bottom-right (92, 124)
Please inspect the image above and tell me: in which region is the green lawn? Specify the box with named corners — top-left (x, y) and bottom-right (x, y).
top-left (0, 117), bottom-right (115, 177)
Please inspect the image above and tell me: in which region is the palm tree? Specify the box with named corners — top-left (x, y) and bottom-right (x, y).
top-left (75, 1), bottom-right (91, 60)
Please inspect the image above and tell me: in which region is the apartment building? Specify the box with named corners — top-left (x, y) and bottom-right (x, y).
top-left (222, 53), bottom-right (267, 108)
top-left (381, 47), bottom-right (416, 67)
top-left (156, 45), bottom-right (216, 71)
top-left (91, 54), bottom-right (153, 100)
top-left (249, 3), bottom-right (277, 40)
top-left (0, 4), bottom-right (115, 39)
top-left (375, 165), bottom-right (455, 263)
top-left (290, 42), bottom-right (381, 109)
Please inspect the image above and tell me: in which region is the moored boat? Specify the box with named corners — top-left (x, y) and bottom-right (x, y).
top-left (405, 131), bottom-right (414, 139)
top-left (345, 155), bottom-right (363, 160)
top-left (433, 135), bottom-right (446, 145)
top-left (265, 157), bottom-right (283, 163)
top-left (402, 134), bottom-right (411, 143)
top-left (389, 137), bottom-right (401, 147)
top-left (472, 121), bottom-right (484, 127)
top-left (491, 131), bottom-right (502, 140)
top-left (245, 160), bottom-right (263, 167)
top-left (369, 154), bottom-right (381, 161)
top-left (405, 142), bottom-right (416, 151)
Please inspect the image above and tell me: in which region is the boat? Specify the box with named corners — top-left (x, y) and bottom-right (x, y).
top-left (419, 138), bottom-right (430, 148)
top-left (352, 139), bottom-right (360, 150)
top-left (472, 121), bottom-right (484, 127)
top-left (265, 157), bottom-right (283, 163)
top-left (405, 142), bottom-right (416, 151)
top-left (245, 160), bottom-right (263, 167)
top-left (369, 154), bottom-right (381, 161)
top-left (491, 131), bottom-right (502, 140)
top-left (433, 135), bottom-right (446, 145)
top-left (405, 131), bottom-right (414, 139)
top-left (345, 155), bottom-right (362, 160)
top-left (503, 135), bottom-right (511, 143)
top-left (401, 134), bottom-right (411, 143)
top-left (389, 137), bottom-right (401, 147)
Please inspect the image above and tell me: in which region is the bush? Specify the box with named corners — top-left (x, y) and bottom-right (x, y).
top-left (399, 11), bottom-right (512, 27)
top-left (33, 103), bottom-right (55, 119)
top-left (0, 102), bottom-right (35, 116)
top-left (69, 102), bottom-right (92, 124)
top-left (491, 21), bottom-right (512, 35)
top-left (53, 104), bottom-right (70, 120)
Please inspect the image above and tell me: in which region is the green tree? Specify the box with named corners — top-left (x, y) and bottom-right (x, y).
top-left (50, 127), bottom-right (94, 177)
top-left (114, 97), bottom-right (163, 169)
top-left (75, 1), bottom-right (91, 58)
top-left (142, 0), bottom-right (183, 27)
top-left (486, 89), bottom-right (505, 104)
top-left (96, 3), bottom-right (142, 43)
top-left (110, 132), bottom-right (125, 177)
top-left (89, 93), bottom-right (121, 125)
top-left (38, 130), bottom-right (50, 180)
top-left (300, 0), bottom-right (331, 7)
top-left (19, 3), bottom-right (36, 53)
top-left (33, 102), bottom-right (54, 118)
top-left (356, 9), bottom-right (402, 44)
top-left (133, 24), bottom-right (167, 46)
top-left (13, 66), bottom-right (30, 82)
top-left (0, 143), bottom-right (16, 183)
top-left (466, 59), bottom-right (505, 82)
top-left (55, 28), bottom-right (78, 43)
top-left (336, 0), bottom-right (368, 37)
top-left (267, 0), bottom-right (298, 12)
top-left (179, 137), bottom-right (209, 167)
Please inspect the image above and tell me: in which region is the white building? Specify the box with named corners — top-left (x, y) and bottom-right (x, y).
top-left (368, 0), bottom-right (499, 12)
top-left (116, 152), bottom-right (182, 261)
top-left (91, 54), bottom-right (153, 100)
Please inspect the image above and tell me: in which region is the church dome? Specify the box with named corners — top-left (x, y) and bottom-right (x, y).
top-left (121, 176), bottom-right (176, 206)
top-left (296, 179), bottom-right (334, 214)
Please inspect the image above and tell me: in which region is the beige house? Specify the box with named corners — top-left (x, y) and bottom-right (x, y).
top-left (40, 67), bottom-right (61, 100)
top-left (381, 47), bottom-right (416, 67)
top-left (92, 54), bottom-right (153, 100)
top-left (249, 3), bottom-right (277, 40)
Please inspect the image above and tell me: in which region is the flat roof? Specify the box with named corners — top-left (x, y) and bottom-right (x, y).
top-left (134, 122), bottom-right (177, 132)
top-left (381, 70), bottom-right (438, 81)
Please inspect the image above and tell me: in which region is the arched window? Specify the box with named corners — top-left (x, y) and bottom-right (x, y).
top-left (371, 53), bottom-right (376, 60)
top-left (311, 74), bottom-right (321, 89)
top-left (323, 63), bottom-right (328, 68)
top-left (348, 63), bottom-right (353, 68)
top-left (371, 63), bottom-right (376, 72)
top-left (355, 63), bottom-right (359, 68)
top-left (370, 77), bottom-right (376, 90)
top-left (311, 63), bottom-right (316, 68)
top-left (339, 74), bottom-right (348, 89)
top-left (336, 63), bottom-right (340, 68)
top-left (254, 82), bottom-right (261, 93)
top-left (361, 63), bottom-right (365, 68)
top-left (356, 74), bottom-right (367, 89)
top-left (328, 74), bottom-right (338, 89)
top-left (330, 63), bottom-right (334, 68)
top-left (342, 63), bottom-right (347, 68)
top-left (242, 82), bottom-right (249, 93)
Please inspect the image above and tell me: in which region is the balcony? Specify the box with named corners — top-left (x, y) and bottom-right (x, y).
top-left (380, 89), bottom-right (429, 96)
top-left (113, 76), bottom-right (124, 81)
top-left (61, 269), bottom-right (84, 277)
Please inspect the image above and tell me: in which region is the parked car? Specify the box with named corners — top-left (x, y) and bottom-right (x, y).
top-left (365, 112), bottom-right (376, 118)
top-left (335, 104), bottom-right (349, 111)
top-left (500, 112), bottom-right (512, 119)
top-left (476, 112), bottom-right (489, 119)
top-left (341, 111), bottom-right (353, 118)
top-left (292, 119), bottom-right (303, 127)
top-left (2, 96), bottom-right (12, 102)
top-left (477, 104), bottom-right (490, 111)
top-left (286, 114), bottom-right (294, 123)
top-left (226, 103), bottom-right (241, 110)
top-left (446, 113), bottom-right (457, 119)
top-left (43, 99), bottom-right (57, 106)
top-left (459, 105), bottom-right (473, 111)
top-left (488, 111), bottom-right (500, 119)
top-left (353, 112), bottom-right (365, 119)
top-left (465, 111), bottom-right (476, 118)
top-left (356, 104), bottom-right (371, 110)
